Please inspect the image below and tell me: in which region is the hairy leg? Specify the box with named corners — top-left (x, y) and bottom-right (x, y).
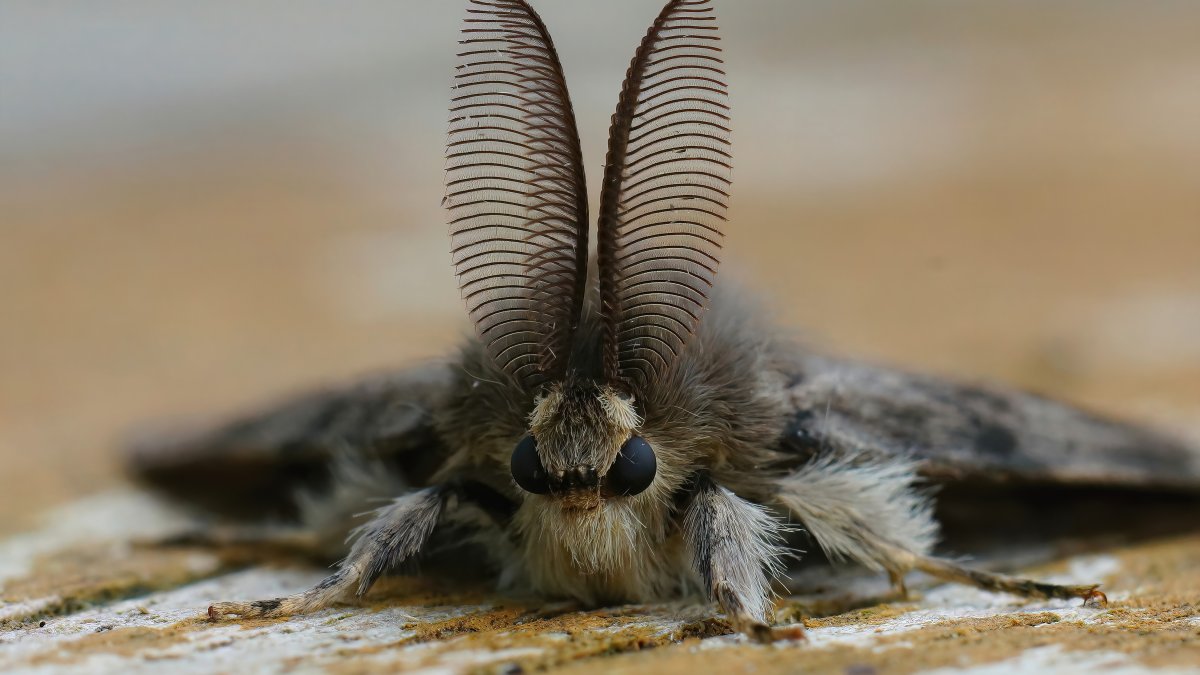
top-left (776, 452), bottom-right (1105, 605)
top-left (208, 486), bottom-right (446, 620)
top-left (883, 543), bottom-right (1107, 605)
top-left (683, 474), bottom-right (799, 642)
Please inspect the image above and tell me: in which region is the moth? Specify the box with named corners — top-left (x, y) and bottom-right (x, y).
top-left (129, 0), bottom-right (1200, 641)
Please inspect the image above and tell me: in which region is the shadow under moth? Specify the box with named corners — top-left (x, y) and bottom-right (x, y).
top-left (129, 0), bottom-right (1200, 641)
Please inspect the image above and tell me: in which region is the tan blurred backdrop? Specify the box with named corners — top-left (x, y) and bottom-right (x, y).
top-left (2, 0), bottom-right (1198, 535)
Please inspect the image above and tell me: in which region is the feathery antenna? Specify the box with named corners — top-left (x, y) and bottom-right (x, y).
top-left (596, 0), bottom-right (731, 389)
top-left (445, 0), bottom-right (589, 388)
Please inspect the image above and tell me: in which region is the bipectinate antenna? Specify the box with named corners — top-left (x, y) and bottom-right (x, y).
top-left (445, 0), bottom-right (590, 389)
top-left (596, 0), bottom-right (731, 391)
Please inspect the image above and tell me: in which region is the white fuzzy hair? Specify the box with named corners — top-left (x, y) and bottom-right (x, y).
top-left (511, 494), bottom-right (689, 604)
top-left (775, 452), bottom-right (938, 572)
top-left (683, 483), bottom-right (788, 624)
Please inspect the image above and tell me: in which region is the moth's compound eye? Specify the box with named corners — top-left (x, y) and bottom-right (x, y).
top-left (607, 436), bottom-right (656, 496)
top-left (510, 435), bottom-right (551, 494)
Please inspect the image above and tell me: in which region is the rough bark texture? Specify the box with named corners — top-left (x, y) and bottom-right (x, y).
top-left (2, 490), bottom-right (1199, 674)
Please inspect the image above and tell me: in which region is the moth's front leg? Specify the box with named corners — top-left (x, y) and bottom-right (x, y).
top-left (208, 485), bottom-right (446, 620)
top-left (682, 474), bottom-right (800, 642)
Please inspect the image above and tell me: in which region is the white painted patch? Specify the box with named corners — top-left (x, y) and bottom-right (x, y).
top-left (780, 556), bottom-right (1113, 651)
top-left (805, 604), bottom-right (1063, 651)
top-left (0, 492), bottom-right (1175, 673)
top-left (0, 564), bottom-right (504, 675)
top-left (0, 490), bottom-right (193, 584)
top-left (0, 596), bottom-right (60, 623)
top-left (421, 646), bottom-right (545, 672)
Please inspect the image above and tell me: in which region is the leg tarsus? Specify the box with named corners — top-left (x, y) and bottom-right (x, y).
top-left (768, 623), bottom-right (808, 642)
top-left (883, 542), bottom-right (1107, 606)
top-left (209, 598), bottom-right (293, 621)
top-left (208, 568), bottom-right (353, 620)
top-left (1080, 587), bottom-right (1108, 608)
top-left (713, 580), bottom-right (780, 642)
top-left (887, 568), bottom-right (910, 600)
top-left (206, 486), bottom-right (445, 620)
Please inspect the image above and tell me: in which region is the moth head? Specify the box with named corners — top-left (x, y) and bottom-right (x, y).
top-left (509, 380), bottom-right (655, 508)
top-left (445, 0), bottom-right (729, 506)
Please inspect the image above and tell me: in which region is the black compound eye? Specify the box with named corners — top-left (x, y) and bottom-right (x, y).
top-left (607, 436), bottom-right (657, 496)
top-left (510, 435), bottom-right (550, 494)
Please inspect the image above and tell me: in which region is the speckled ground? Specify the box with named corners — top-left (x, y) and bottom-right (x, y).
top-left (2, 490), bottom-right (1198, 674)
top-left (4, 2), bottom-right (1200, 673)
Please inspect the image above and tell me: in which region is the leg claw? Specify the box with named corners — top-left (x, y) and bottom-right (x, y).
top-left (741, 620), bottom-right (807, 643)
top-left (207, 600), bottom-right (282, 621)
top-left (1081, 587), bottom-right (1108, 608)
top-left (769, 623), bottom-right (808, 642)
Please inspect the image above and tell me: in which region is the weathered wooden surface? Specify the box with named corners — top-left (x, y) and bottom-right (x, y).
top-left (4, 2), bottom-right (1200, 673)
top-left (2, 490), bottom-right (1199, 674)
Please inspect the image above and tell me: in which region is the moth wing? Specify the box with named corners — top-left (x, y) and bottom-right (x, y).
top-left (125, 363), bottom-right (453, 518)
top-left (784, 354), bottom-right (1200, 491)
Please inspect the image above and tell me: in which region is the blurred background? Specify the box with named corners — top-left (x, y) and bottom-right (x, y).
top-left (1, 0), bottom-right (1197, 536)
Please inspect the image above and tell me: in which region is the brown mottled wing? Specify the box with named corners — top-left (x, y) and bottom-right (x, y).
top-left (783, 354), bottom-right (1200, 491)
top-left (597, 0), bottom-right (731, 389)
top-left (126, 365), bottom-right (453, 519)
top-left (445, 0), bottom-right (588, 388)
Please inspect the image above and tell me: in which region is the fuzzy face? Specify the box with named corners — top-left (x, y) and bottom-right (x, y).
top-left (491, 286), bottom-right (792, 603)
top-left (513, 382), bottom-right (683, 602)
top-left (527, 381), bottom-right (641, 504)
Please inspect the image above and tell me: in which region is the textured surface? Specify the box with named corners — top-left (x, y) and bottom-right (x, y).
top-left (3, 0), bottom-right (1199, 672)
top-left (2, 490), bottom-right (1200, 673)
